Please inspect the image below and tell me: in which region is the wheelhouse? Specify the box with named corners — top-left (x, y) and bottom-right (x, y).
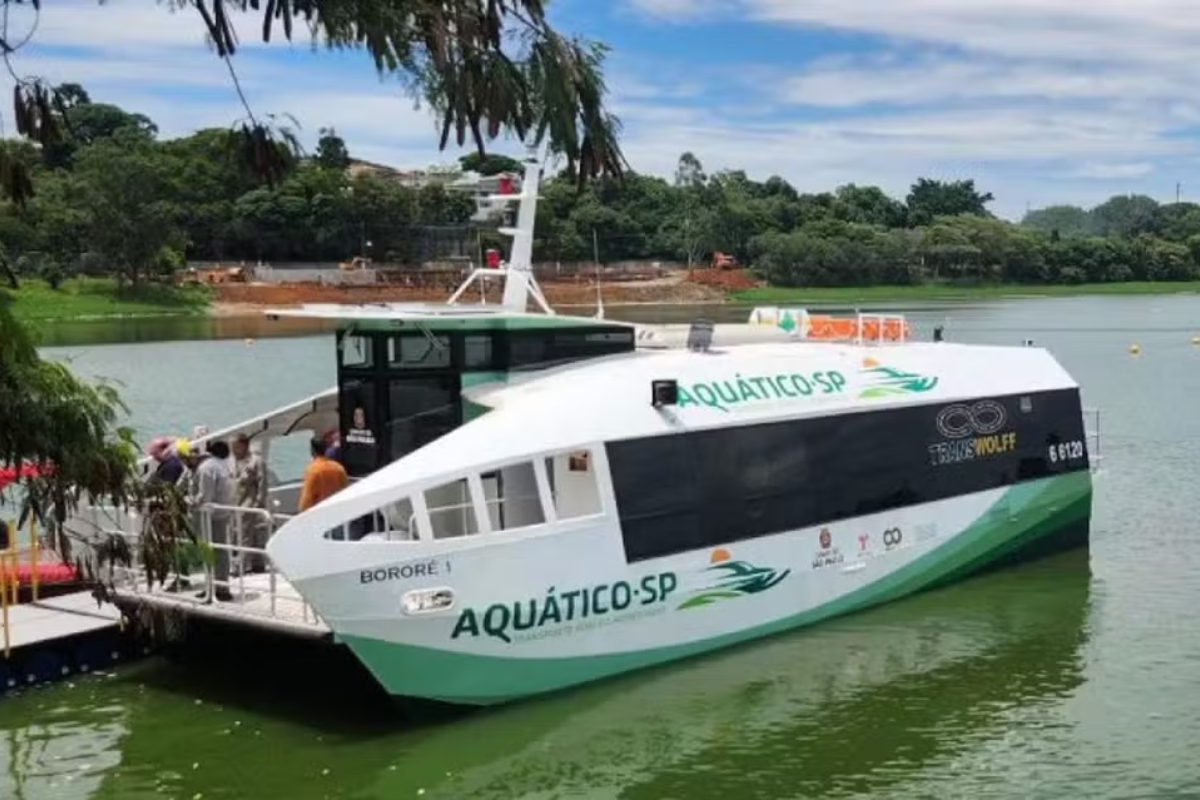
top-left (333, 317), bottom-right (637, 480)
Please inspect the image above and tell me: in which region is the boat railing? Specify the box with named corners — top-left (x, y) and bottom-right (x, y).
top-left (68, 502), bottom-right (325, 633)
top-left (747, 306), bottom-right (912, 344)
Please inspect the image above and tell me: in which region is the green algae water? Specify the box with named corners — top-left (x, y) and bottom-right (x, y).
top-left (6, 296), bottom-right (1200, 799)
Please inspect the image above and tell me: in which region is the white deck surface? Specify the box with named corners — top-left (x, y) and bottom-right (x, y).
top-left (113, 571), bottom-right (332, 638)
top-left (3, 592), bottom-right (120, 651)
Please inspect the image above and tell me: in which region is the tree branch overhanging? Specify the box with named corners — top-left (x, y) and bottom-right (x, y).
top-left (0, 0), bottom-right (627, 206)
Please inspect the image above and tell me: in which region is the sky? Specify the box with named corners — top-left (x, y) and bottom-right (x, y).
top-left (4, 0), bottom-right (1200, 219)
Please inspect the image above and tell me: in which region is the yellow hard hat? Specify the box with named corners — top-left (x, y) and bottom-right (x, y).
top-left (174, 438), bottom-right (191, 458)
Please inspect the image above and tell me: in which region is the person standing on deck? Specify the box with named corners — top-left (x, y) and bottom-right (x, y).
top-left (299, 436), bottom-right (348, 513)
top-left (145, 436), bottom-right (185, 487)
top-left (231, 433), bottom-right (268, 574)
top-left (186, 440), bottom-right (235, 603)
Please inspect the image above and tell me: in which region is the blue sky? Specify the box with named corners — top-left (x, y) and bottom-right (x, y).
top-left (6, 0), bottom-right (1200, 218)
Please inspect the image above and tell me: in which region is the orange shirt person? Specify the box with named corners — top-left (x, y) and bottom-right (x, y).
top-left (298, 436), bottom-right (349, 512)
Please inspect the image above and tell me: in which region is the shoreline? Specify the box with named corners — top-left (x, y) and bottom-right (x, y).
top-left (10, 276), bottom-right (1200, 325)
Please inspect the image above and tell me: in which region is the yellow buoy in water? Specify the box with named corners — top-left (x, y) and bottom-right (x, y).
top-left (1192, 336), bottom-right (1199, 346)
top-left (1129, 344), bottom-right (1141, 355)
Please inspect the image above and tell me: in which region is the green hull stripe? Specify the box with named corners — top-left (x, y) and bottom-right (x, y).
top-left (342, 471), bottom-right (1092, 705)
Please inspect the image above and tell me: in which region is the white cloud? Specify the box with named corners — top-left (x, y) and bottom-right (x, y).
top-left (620, 0), bottom-right (738, 23)
top-left (745, 0), bottom-right (1200, 67)
top-left (782, 57), bottom-right (1200, 109)
top-left (1071, 162), bottom-right (1156, 180)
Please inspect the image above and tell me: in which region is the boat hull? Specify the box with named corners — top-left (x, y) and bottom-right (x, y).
top-left (307, 470), bottom-right (1091, 706)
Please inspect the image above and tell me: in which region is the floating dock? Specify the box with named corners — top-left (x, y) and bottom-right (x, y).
top-left (1, 592), bottom-right (142, 694)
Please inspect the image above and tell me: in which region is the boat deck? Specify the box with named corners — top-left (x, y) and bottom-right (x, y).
top-left (110, 570), bottom-right (332, 640)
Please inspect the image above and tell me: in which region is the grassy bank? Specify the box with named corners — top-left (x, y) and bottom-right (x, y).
top-left (729, 281), bottom-right (1200, 304)
top-left (1, 278), bottom-right (211, 322)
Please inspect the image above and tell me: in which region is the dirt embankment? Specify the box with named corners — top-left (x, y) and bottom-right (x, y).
top-left (210, 269), bottom-right (760, 315)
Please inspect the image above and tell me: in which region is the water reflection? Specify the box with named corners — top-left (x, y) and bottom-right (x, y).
top-left (0, 692), bottom-right (129, 800)
top-left (409, 550), bottom-right (1091, 799)
top-left (0, 552), bottom-right (1090, 799)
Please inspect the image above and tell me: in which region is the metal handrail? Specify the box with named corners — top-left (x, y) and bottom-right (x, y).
top-left (73, 501), bottom-right (323, 629)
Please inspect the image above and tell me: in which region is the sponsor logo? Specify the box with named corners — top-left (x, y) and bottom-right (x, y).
top-left (858, 358), bottom-right (939, 399)
top-left (813, 527), bottom-right (844, 569)
top-left (928, 400), bottom-right (1018, 467)
top-left (882, 526), bottom-right (903, 550)
top-left (677, 549), bottom-right (792, 610)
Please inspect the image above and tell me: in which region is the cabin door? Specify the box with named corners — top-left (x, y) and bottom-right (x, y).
top-left (384, 374), bottom-right (462, 463)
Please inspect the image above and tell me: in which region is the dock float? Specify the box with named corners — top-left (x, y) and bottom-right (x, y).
top-left (1, 591), bottom-right (143, 695)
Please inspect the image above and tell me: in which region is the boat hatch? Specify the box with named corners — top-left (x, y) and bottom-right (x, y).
top-left (321, 446), bottom-right (606, 542)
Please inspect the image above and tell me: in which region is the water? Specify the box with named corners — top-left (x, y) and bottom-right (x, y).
top-left (5, 296), bottom-right (1200, 799)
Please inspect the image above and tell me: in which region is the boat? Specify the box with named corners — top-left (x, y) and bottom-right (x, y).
top-left (83, 148), bottom-right (1100, 706)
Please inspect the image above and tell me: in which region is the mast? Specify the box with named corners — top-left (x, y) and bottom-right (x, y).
top-left (445, 144), bottom-right (552, 314)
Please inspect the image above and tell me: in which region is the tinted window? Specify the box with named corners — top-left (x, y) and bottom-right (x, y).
top-left (389, 335), bottom-right (451, 369)
top-left (464, 335), bottom-right (495, 369)
top-left (506, 326), bottom-right (635, 370)
top-left (338, 333), bottom-right (375, 369)
top-left (609, 389), bottom-right (1089, 562)
top-left (388, 377), bottom-right (459, 460)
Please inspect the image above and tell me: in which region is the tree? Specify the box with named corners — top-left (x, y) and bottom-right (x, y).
top-left (0, 296), bottom-right (143, 578)
top-left (1021, 205), bottom-right (1092, 238)
top-left (905, 178), bottom-right (994, 227)
top-left (314, 127), bottom-right (351, 172)
top-left (70, 133), bottom-right (187, 284)
top-left (40, 91), bottom-right (159, 170)
top-left (671, 153), bottom-right (709, 266)
top-left (0, 0), bottom-right (628, 206)
top-left (459, 152), bottom-right (523, 175)
top-left (1090, 195), bottom-right (1163, 239)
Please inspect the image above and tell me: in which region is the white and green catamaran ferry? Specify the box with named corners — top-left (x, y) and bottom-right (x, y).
top-left (94, 150), bottom-right (1099, 705)
top-left (262, 151), bottom-right (1097, 704)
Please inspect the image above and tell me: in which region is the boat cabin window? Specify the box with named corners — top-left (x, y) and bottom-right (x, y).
top-left (338, 333), bottom-right (374, 369)
top-left (425, 478), bottom-right (480, 539)
top-left (482, 461), bottom-right (546, 531)
top-left (544, 449), bottom-right (602, 519)
top-left (608, 388), bottom-right (1091, 563)
top-left (387, 377), bottom-right (459, 462)
top-left (389, 334), bottom-right (452, 370)
top-left (464, 335), bottom-right (495, 369)
top-left (330, 444), bottom-right (607, 543)
top-left (506, 328), bottom-right (635, 370)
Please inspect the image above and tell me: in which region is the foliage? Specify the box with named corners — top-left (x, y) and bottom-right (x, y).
top-left (0, 0), bottom-right (627, 206)
top-left (2, 107), bottom-right (1199, 290)
top-left (0, 294), bottom-right (200, 602)
top-left (4, 278), bottom-right (209, 322)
